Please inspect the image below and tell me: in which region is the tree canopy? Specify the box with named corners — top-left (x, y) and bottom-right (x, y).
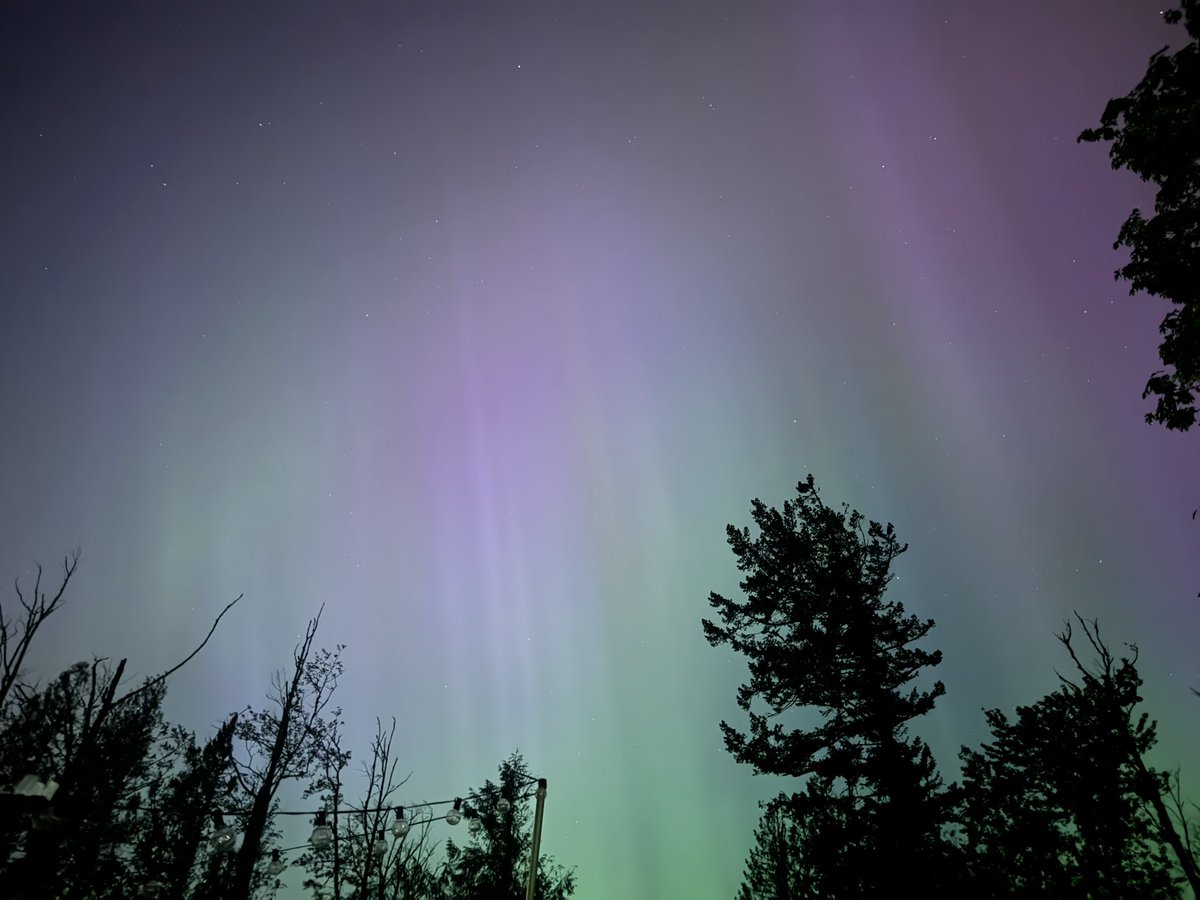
top-left (704, 475), bottom-right (951, 894)
top-left (0, 560), bottom-right (577, 900)
top-left (707, 480), bottom-right (1198, 898)
top-left (440, 752), bottom-right (575, 900)
top-left (1079, 2), bottom-right (1200, 430)
top-left (954, 619), bottom-right (1188, 898)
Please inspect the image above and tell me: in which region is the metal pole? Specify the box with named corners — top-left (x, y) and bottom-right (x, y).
top-left (523, 778), bottom-right (548, 900)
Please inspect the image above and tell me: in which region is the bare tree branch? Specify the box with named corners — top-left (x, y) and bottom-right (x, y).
top-left (1058, 611), bottom-right (1200, 896)
top-left (116, 594), bottom-right (242, 709)
top-left (1165, 768), bottom-right (1196, 865)
top-left (0, 550), bottom-right (80, 710)
top-left (229, 605), bottom-right (339, 900)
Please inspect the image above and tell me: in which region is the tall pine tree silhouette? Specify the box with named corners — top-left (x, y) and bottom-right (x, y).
top-left (705, 475), bottom-right (953, 895)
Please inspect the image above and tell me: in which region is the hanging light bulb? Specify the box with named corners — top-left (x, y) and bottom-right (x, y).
top-left (467, 813), bottom-right (482, 835)
top-left (445, 798), bottom-right (462, 826)
top-left (267, 849), bottom-right (286, 876)
top-left (13, 775), bottom-right (41, 796)
top-left (496, 797), bottom-right (511, 816)
top-left (310, 811), bottom-right (333, 849)
top-left (390, 806), bottom-right (410, 839)
top-left (371, 837), bottom-right (388, 858)
top-left (210, 814), bottom-right (237, 853)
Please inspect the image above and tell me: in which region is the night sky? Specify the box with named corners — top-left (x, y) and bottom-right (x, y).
top-left (2, 2), bottom-right (1198, 897)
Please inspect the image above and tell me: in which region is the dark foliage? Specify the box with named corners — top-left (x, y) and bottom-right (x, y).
top-left (955, 621), bottom-right (1182, 897)
top-left (735, 802), bottom-right (813, 900)
top-left (707, 482), bottom-right (1200, 898)
top-left (0, 562), bottom-right (579, 899)
top-left (130, 718), bottom-right (239, 899)
top-left (704, 475), bottom-right (952, 895)
top-left (440, 752), bottom-right (575, 900)
top-left (226, 608), bottom-right (343, 900)
top-left (1079, 2), bottom-right (1200, 429)
top-left (0, 660), bottom-right (168, 899)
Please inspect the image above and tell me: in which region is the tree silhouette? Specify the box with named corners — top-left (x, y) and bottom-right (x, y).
top-left (299, 717), bottom-right (443, 900)
top-left (128, 717), bottom-right (239, 899)
top-left (440, 752), bottom-right (575, 900)
top-left (0, 659), bottom-right (168, 899)
top-left (0, 576), bottom-right (238, 900)
top-left (704, 475), bottom-right (952, 894)
top-left (1079, 2), bottom-right (1200, 430)
top-left (0, 551), bottom-right (78, 712)
top-left (227, 607), bottom-right (344, 900)
top-left (955, 616), bottom-right (1195, 897)
top-left (0, 569), bottom-right (582, 899)
top-left (735, 803), bottom-right (811, 900)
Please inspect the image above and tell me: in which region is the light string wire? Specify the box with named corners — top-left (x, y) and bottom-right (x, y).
top-left (106, 774), bottom-right (542, 819)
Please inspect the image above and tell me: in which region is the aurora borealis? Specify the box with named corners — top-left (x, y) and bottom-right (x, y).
top-left (1, 2), bottom-right (1198, 896)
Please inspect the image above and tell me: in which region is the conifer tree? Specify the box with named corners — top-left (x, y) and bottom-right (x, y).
top-left (440, 752), bottom-right (575, 900)
top-left (735, 803), bottom-right (810, 900)
top-left (704, 475), bottom-right (951, 894)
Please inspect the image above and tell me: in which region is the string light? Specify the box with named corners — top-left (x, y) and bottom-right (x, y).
top-left (359, 808), bottom-right (388, 858)
top-left (0, 772), bottom-right (549, 900)
top-left (309, 811), bottom-right (333, 849)
top-left (104, 771), bottom-right (542, 821)
top-left (13, 774), bottom-right (59, 800)
top-left (5, 769), bottom-right (548, 899)
top-left (390, 806), bottom-right (410, 839)
top-left (210, 813), bottom-right (237, 853)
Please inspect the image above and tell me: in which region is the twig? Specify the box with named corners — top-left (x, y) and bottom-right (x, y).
top-left (117, 595), bottom-right (242, 707)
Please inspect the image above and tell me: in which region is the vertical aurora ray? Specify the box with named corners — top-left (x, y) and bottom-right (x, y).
top-left (1, 4), bottom-right (1198, 898)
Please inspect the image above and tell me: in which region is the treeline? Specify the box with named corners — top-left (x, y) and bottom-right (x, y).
top-left (706, 477), bottom-right (1200, 899)
top-left (0, 554), bottom-right (575, 899)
